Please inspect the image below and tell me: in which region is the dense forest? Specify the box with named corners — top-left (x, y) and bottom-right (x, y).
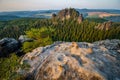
top-left (0, 18), bottom-right (52, 39)
top-left (0, 18), bottom-right (120, 41)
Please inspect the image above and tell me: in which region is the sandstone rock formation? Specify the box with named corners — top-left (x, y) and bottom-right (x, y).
top-left (70, 42), bottom-right (93, 55)
top-left (52, 8), bottom-right (84, 23)
top-left (78, 14), bottom-right (84, 24)
top-left (52, 13), bottom-right (57, 19)
top-left (95, 21), bottom-right (112, 30)
top-left (20, 39), bottom-right (120, 80)
top-left (19, 35), bottom-right (33, 43)
top-left (57, 8), bottom-right (79, 20)
top-left (0, 38), bottom-right (19, 57)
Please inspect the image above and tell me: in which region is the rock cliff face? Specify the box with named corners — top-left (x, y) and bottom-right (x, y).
top-left (95, 21), bottom-right (112, 30)
top-left (57, 8), bottom-right (79, 20)
top-left (20, 39), bottom-right (120, 80)
top-left (52, 8), bottom-right (84, 23)
top-left (78, 14), bottom-right (84, 24)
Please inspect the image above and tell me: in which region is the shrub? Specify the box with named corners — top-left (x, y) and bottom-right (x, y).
top-left (0, 53), bottom-right (22, 80)
top-left (22, 27), bottom-right (54, 53)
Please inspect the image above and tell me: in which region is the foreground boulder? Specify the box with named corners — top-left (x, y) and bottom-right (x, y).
top-left (20, 39), bottom-right (120, 80)
top-left (0, 38), bottom-right (19, 57)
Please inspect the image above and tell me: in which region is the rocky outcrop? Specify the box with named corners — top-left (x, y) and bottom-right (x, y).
top-left (20, 39), bottom-right (120, 80)
top-left (78, 14), bottom-right (84, 24)
top-left (52, 8), bottom-right (84, 23)
top-left (57, 8), bottom-right (79, 20)
top-left (0, 38), bottom-right (19, 57)
top-left (95, 21), bottom-right (112, 30)
top-left (19, 35), bottom-right (33, 43)
top-left (52, 13), bottom-right (57, 19)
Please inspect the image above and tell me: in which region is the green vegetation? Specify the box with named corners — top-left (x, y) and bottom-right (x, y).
top-left (0, 53), bottom-right (32, 80)
top-left (22, 27), bottom-right (54, 53)
top-left (52, 19), bottom-right (120, 42)
top-left (0, 18), bottom-right (120, 42)
top-left (86, 18), bottom-right (108, 23)
top-left (0, 53), bottom-right (26, 80)
top-left (0, 18), bottom-right (52, 39)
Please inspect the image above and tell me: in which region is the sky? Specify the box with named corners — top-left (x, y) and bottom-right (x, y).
top-left (0, 0), bottom-right (120, 12)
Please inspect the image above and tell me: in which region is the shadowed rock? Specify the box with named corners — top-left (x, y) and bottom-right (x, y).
top-left (0, 38), bottom-right (19, 57)
top-left (78, 14), bottom-right (84, 24)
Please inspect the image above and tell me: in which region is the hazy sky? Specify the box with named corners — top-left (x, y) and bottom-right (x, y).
top-left (0, 0), bottom-right (120, 12)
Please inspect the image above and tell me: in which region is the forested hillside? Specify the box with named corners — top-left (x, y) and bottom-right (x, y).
top-left (0, 18), bottom-right (120, 42)
top-left (0, 18), bottom-right (52, 39)
top-left (52, 19), bottom-right (120, 42)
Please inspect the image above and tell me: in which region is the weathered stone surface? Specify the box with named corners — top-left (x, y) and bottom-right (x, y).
top-left (19, 35), bottom-right (33, 43)
top-left (52, 8), bottom-right (84, 23)
top-left (0, 38), bottom-right (19, 57)
top-left (20, 39), bottom-right (120, 80)
top-left (78, 14), bottom-right (84, 24)
top-left (57, 8), bottom-right (79, 20)
top-left (95, 21), bottom-right (112, 30)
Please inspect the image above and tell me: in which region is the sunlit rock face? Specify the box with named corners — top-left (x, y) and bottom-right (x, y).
top-left (78, 14), bottom-right (84, 24)
top-left (57, 8), bottom-right (79, 20)
top-left (18, 35), bottom-right (33, 43)
top-left (95, 21), bottom-right (112, 30)
top-left (21, 39), bottom-right (120, 80)
top-left (52, 8), bottom-right (84, 23)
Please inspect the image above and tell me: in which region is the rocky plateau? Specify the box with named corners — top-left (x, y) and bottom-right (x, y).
top-left (20, 39), bottom-right (120, 80)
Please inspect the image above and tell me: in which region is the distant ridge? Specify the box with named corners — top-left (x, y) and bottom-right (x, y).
top-left (0, 8), bottom-right (120, 22)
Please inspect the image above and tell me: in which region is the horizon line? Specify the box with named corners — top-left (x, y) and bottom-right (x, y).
top-left (0, 8), bottom-right (120, 13)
